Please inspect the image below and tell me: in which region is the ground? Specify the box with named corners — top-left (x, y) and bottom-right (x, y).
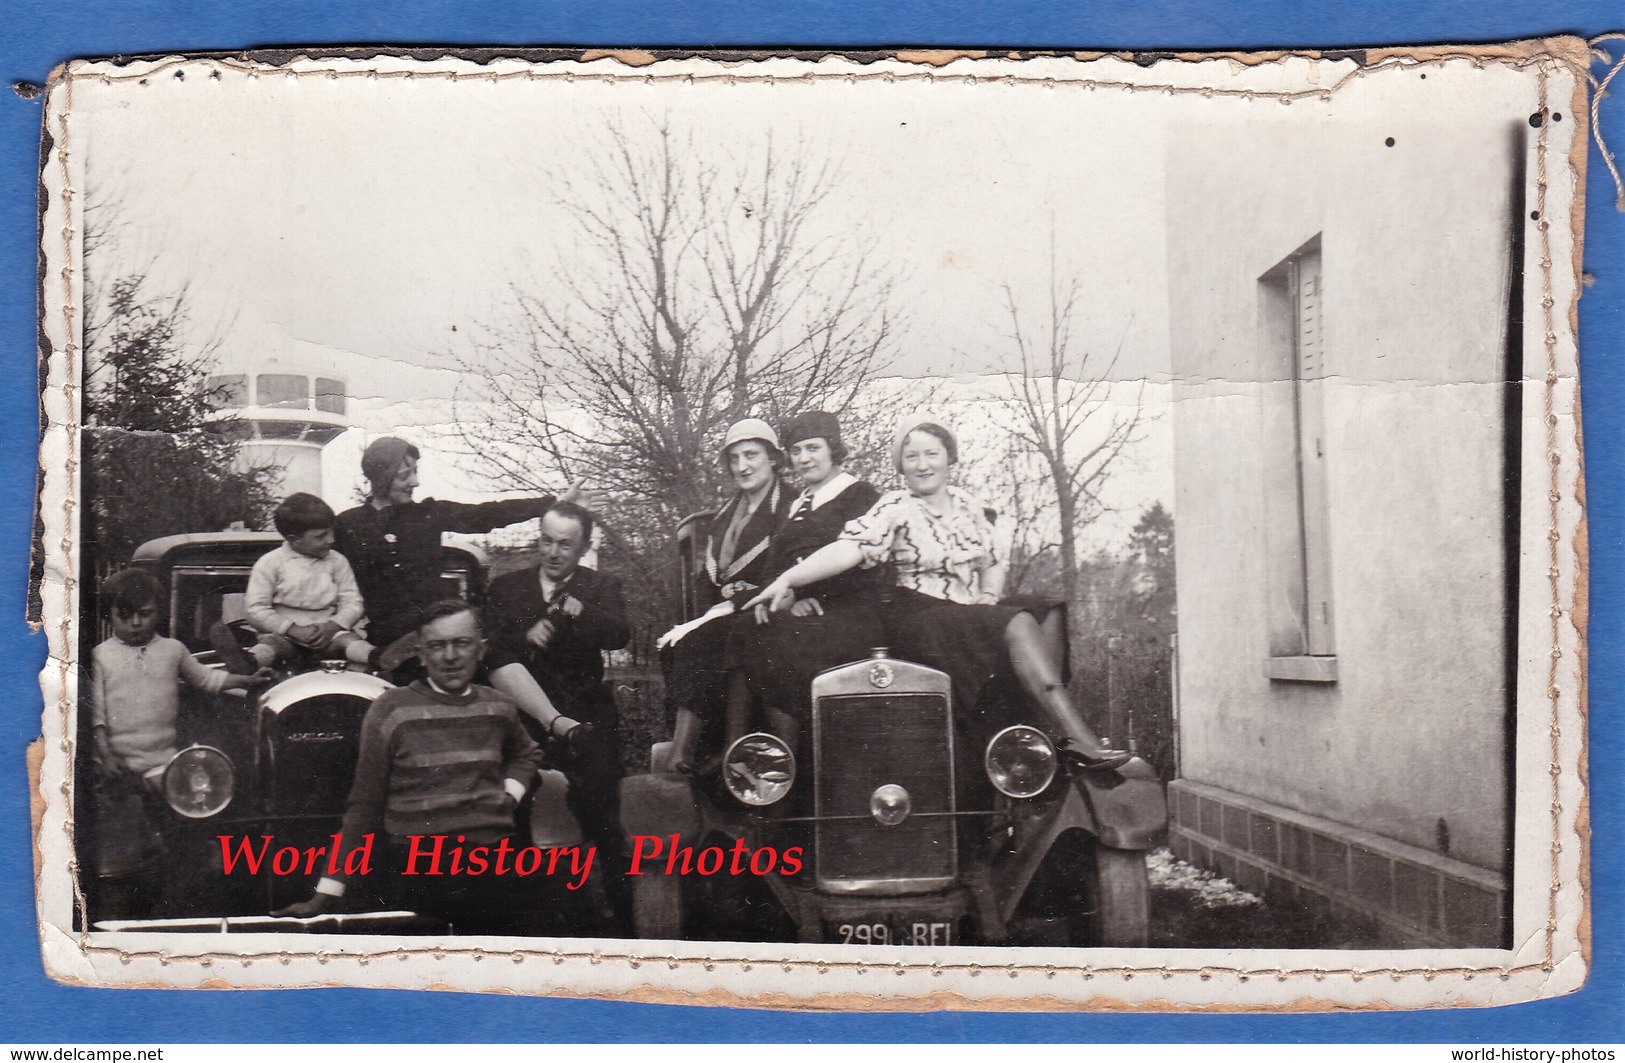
top-left (1147, 848), bottom-right (1384, 949)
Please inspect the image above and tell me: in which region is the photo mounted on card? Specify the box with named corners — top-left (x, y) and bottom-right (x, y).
top-left (32, 42), bottom-right (1588, 1008)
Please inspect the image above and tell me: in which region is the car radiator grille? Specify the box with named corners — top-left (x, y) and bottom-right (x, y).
top-left (266, 694), bottom-right (369, 816)
top-left (813, 692), bottom-right (956, 893)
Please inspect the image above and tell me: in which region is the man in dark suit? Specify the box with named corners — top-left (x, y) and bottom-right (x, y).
top-left (484, 500), bottom-right (633, 929)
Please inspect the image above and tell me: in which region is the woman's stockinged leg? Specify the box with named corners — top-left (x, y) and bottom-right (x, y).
top-left (723, 669), bottom-right (753, 748)
top-left (669, 669), bottom-right (750, 774)
top-left (1003, 612), bottom-right (1131, 769)
top-left (669, 708), bottom-right (702, 770)
top-left (488, 663), bottom-right (581, 737)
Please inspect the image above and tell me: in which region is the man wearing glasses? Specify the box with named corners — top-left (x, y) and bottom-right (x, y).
top-left (276, 600), bottom-right (545, 934)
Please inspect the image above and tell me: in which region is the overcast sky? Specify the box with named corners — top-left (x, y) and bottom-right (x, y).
top-left (75, 58), bottom-right (1180, 395)
top-left (74, 52), bottom-right (1518, 537)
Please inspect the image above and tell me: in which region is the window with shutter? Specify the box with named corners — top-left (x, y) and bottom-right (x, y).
top-left (1292, 251), bottom-right (1335, 656)
top-left (1260, 237), bottom-right (1337, 681)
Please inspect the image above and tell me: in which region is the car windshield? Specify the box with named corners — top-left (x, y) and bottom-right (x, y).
top-left (168, 567), bottom-right (254, 653)
top-left (163, 556), bottom-right (476, 653)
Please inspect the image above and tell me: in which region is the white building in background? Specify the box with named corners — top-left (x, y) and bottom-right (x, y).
top-left (206, 357), bottom-right (350, 504)
top-left (1164, 101), bottom-right (1529, 947)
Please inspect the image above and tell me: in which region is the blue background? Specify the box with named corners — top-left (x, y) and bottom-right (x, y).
top-left (2, 1), bottom-right (1620, 1044)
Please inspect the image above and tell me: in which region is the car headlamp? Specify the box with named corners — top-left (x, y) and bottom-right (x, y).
top-left (722, 732), bottom-right (796, 807)
top-left (162, 745), bottom-right (235, 819)
top-left (985, 725), bottom-right (1058, 799)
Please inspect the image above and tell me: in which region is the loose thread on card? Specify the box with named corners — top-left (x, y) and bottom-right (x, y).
top-left (1589, 34), bottom-right (1625, 211)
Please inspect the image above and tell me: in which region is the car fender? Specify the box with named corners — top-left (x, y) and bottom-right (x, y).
top-left (992, 783), bottom-right (1098, 925)
top-left (530, 768), bottom-right (584, 848)
top-left (620, 771), bottom-right (707, 843)
top-left (1074, 756), bottom-right (1168, 851)
top-left (993, 760), bottom-right (1166, 927)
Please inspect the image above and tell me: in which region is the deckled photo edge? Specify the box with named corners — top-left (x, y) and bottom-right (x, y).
top-left (30, 42), bottom-right (1591, 1009)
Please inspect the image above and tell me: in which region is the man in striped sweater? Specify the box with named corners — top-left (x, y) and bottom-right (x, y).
top-left (276, 600), bottom-right (545, 933)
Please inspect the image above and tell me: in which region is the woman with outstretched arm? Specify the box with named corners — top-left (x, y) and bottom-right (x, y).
top-left (335, 436), bottom-right (582, 650)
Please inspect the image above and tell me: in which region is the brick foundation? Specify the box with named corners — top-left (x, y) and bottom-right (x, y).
top-left (1169, 779), bottom-right (1508, 948)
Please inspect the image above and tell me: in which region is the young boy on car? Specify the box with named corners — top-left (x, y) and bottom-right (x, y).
top-left (219, 492), bottom-right (385, 673)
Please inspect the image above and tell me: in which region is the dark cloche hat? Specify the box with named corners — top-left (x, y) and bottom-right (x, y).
top-left (361, 436), bottom-right (419, 486)
top-left (780, 410), bottom-right (843, 451)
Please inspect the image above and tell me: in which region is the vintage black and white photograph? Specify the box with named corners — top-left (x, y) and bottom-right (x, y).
top-left (34, 46), bottom-right (1587, 1007)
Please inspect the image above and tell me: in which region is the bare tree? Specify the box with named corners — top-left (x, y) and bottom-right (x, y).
top-left (455, 115), bottom-right (903, 529)
top-left (958, 427), bottom-right (1060, 595)
top-left (997, 249), bottom-right (1144, 607)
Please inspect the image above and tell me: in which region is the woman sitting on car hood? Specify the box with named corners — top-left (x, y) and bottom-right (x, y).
top-left (744, 412), bottom-right (1129, 770)
top-left (660, 418), bottom-right (794, 772)
top-left (735, 410), bottom-right (882, 751)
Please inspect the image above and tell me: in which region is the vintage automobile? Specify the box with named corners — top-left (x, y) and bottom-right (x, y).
top-left (620, 515), bottom-right (1168, 948)
top-left (87, 531), bottom-right (582, 932)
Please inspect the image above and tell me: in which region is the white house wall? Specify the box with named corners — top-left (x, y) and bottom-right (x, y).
top-left (1165, 90), bottom-right (1522, 942)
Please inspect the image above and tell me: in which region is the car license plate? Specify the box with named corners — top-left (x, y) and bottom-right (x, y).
top-left (829, 918), bottom-right (955, 946)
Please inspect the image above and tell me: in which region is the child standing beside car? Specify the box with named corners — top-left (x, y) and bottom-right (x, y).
top-left (223, 492), bottom-right (384, 673)
top-left (88, 568), bottom-right (265, 918)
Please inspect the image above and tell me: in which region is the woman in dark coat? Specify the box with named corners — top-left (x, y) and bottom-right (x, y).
top-left (334, 436), bottom-right (571, 655)
top-left (745, 412), bottom-right (1129, 769)
top-left (659, 418), bottom-right (794, 770)
top-left (738, 410), bottom-right (882, 748)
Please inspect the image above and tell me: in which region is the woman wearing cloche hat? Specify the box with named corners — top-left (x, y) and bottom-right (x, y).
top-left (334, 436), bottom-right (585, 744)
top-left (732, 409), bottom-right (884, 752)
top-left (659, 417), bottom-right (794, 771)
